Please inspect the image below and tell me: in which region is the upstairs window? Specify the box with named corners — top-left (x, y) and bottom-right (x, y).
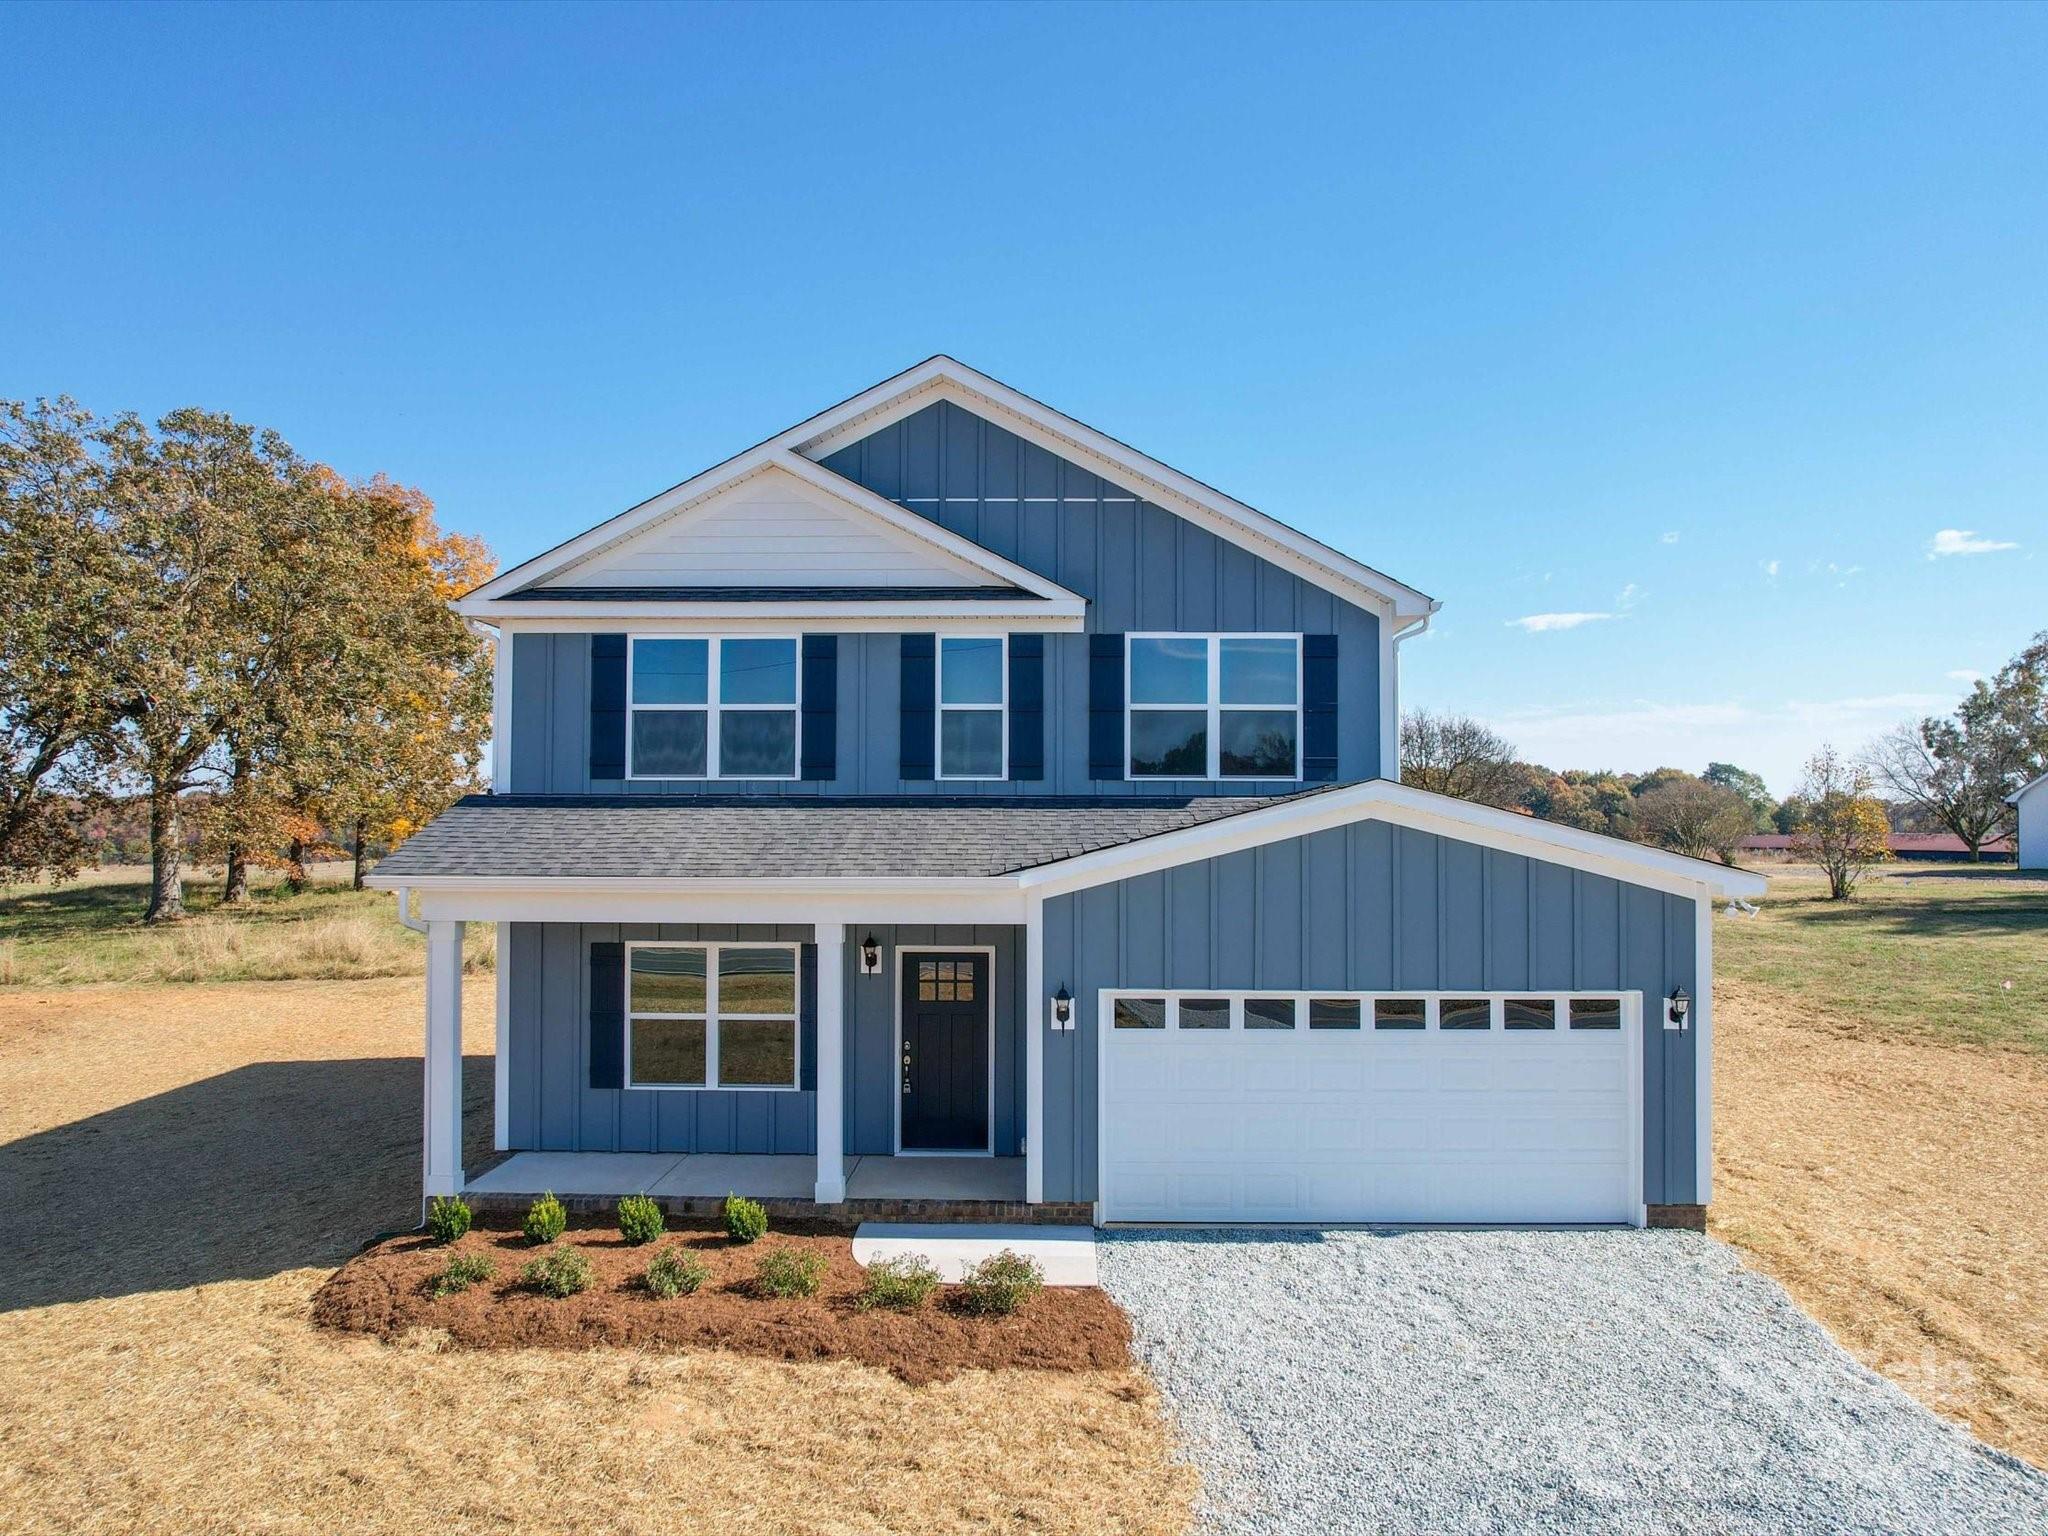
top-left (937, 635), bottom-right (1006, 779)
top-left (628, 636), bottom-right (799, 779)
top-left (1127, 634), bottom-right (1300, 779)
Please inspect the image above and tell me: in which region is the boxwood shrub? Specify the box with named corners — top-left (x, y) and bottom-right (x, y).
top-left (723, 1193), bottom-right (768, 1244)
top-left (956, 1250), bottom-right (1044, 1317)
top-left (755, 1248), bottom-right (827, 1299)
top-left (645, 1245), bottom-right (708, 1300)
top-left (522, 1246), bottom-right (594, 1299)
top-left (522, 1191), bottom-right (567, 1246)
top-left (857, 1253), bottom-right (941, 1311)
top-left (617, 1194), bottom-right (664, 1246)
top-left (429, 1251), bottom-right (495, 1298)
top-left (425, 1194), bottom-right (472, 1245)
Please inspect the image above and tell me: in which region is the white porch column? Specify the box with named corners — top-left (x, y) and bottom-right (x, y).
top-left (423, 919), bottom-right (465, 1204)
top-left (813, 923), bottom-right (847, 1204)
top-left (1024, 899), bottom-right (1045, 1204)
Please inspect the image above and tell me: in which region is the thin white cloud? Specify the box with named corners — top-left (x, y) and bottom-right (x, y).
top-left (1928, 528), bottom-right (2018, 559)
top-left (1616, 583), bottom-right (1643, 610)
top-left (1761, 559), bottom-right (1780, 579)
top-left (1945, 669), bottom-right (1982, 684)
top-left (1660, 531), bottom-right (1680, 545)
top-left (1507, 612), bottom-right (1613, 633)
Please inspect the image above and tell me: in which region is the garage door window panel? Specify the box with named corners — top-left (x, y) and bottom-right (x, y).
top-left (1310, 998), bottom-right (1361, 1030)
top-left (1373, 998), bottom-right (1426, 1030)
top-left (1440, 998), bottom-right (1492, 1031)
top-left (1245, 998), bottom-right (1297, 1030)
top-left (1570, 997), bottom-right (1622, 1030)
top-left (1114, 997), bottom-right (1167, 1030)
top-left (1504, 999), bottom-right (1557, 1031)
top-left (1176, 997), bottom-right (1231, 1030)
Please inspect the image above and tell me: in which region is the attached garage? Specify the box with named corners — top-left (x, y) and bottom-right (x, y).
top-left (1098, 990), bottom-right (1640, 1224)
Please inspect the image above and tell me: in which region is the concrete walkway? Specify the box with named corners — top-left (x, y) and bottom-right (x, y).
top-left (851, 1223), bottom-right (1099, 1285)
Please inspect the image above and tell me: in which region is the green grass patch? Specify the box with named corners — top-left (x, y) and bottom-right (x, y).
top-left (1721, 865), bottom-right (2048, 1053)
top-left (0, 863), bottom-right (493, 986)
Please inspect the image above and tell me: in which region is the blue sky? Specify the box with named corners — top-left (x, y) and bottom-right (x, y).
top-left (5, 2), bottom-right (2042, 793)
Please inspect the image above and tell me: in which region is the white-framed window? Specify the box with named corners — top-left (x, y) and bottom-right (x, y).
top-left (937, 634), bottom-right (1007, 779)
top-left (1103, 990), bottom-right (1636, 1034)
top-left (625, 941), bottom-right (801, 1090)
top-left (627, 635), bottom-right (800, 780)
top-left (1126, 633), bottom-right (1301, 780)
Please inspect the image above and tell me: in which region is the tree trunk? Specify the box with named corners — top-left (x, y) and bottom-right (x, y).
top-left (223, 844), bottom-right (250, 904)
top-left (144, 785), bottom-right (185, 924)
top-left (351, 818), bottom-right (367, 890)
top-left (1967, 842), bottom-right (1982, 863)
top-left (286, 836), bottom-right (308, 893)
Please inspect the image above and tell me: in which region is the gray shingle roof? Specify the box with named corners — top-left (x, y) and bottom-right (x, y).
top-left (371, 791), bottom-right (1342, 882)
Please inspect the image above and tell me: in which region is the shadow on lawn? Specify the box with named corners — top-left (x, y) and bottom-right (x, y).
top-left (1783, 891), bottom-right (2048, 938)
top-left (0, 1052), bottom-right (495, 1311)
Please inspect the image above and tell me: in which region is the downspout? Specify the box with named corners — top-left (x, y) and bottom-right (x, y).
top-left (1386, 609), bottom-right (1435, 780)
top-left (394, 887), bottom-right (428, 934)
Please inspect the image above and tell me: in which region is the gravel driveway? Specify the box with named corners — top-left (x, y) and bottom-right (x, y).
top-left (1099, 1229), bottom-right (2048, 1536)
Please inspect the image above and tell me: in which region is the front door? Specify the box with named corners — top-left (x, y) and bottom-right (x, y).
top-left (899, 952), bottom-right (991, 1152)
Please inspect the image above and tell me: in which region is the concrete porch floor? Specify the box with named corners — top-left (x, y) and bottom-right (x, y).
top-left (464, 1151), bottom-right (1026, 1204)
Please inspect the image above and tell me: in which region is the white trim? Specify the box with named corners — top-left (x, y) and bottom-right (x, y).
top-left (1125, 632), bottom-right (1303, 782)
top-left (621, 940), bottom-right (803, 1092)
top-left (936, 634), bottom-right (1009, 781)
top-left (813, 922), bottom-right (846, 1203)
top-left (472, 605), bottom-right (1083, 631)
top-left (2008, 769), bottom-right (2048, 806)
top-left (892, 943), bottom-right (998, 1156)
top-left (492, 631), bottom-right (511, 793)
top-left (1694, 895), bottom-right (1713, 1206)
top-left (463, 357), bottom-right (1434, 624)
top-left (1024, 895), bottom-right (1045, 1203)
top-left (422, 920), bottom-right (465, 1205)
top-left (625, 634), bottom-right (801, 782)
top-left (493, 922), bottom-right (509, 1152)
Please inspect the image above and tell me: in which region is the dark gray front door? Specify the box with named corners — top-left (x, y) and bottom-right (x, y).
top-left (900, 952), bottom-right (990, 1151)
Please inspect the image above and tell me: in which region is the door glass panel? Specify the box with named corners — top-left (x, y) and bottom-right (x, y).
top-left (1219, 710), bottom-right (1297, 777)
top-left (1177, 997), bottom-right (1230, 1030)
top-left (1113, 997), bottom-right (1166, 1029)
top-left (631, 710), bottom-right (707, 776)
top-left (1244, 997), bottom-right (1296, 1029)
top-left (631, 638), bottom-right (708, 705)
top-left (1310, 998), bottom-right (1362, 1029)
top-left (1219, 637), bottom-right (1298, 704)
top-left (630, 947), bottom-right (706, 1014)
top-left (719, 637), bottom-right (797, 703)
top-left (1440, 998), bottom-right (1491, 1030)
top-left (939, 637), bottom-right (1004, 703)
top-left (1129, 710), bottom-right (1207, 776)
top-left (719, 710), bottom-right (796, 776)
top-left (631, 1018), bottom-right (705, 1085)
top-left (718, 948), bottom-right (795, 1014)
top-left (1129, 636), bottom-right (1208, 703)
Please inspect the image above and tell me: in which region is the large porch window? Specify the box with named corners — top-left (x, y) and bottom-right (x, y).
top-left (625, 942), bottom-right (800, 1089)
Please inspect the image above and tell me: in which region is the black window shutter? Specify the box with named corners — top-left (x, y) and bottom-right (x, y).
top-left (1088, 633), bottom-right (1125, 780)
top-left (899, 633), bottom-right (935, 780)
top-left (589, 941), bottom-right (625, 1090)
top-left (800, 635), bottom-right (837, 782)
top-left (1008, 633), bottom-right (1044, 781)
top-left (799, 944), bottom-right (817, 1092)
top-left (589, 635), bottom-right (628, 781)
top-left (1303, 633), bottom-right (1339, 782)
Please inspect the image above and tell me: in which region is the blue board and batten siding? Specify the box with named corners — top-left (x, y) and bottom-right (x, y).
top-left (507, 399), bottom-right (1382, 794)
top-left (506, 921), bottom-right (1025, 1157)
top-left (1037, 822), bottom-right (1704, 1207)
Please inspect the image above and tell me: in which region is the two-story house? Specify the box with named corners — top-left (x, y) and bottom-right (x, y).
top-left (371, 357), bottom-right (1763, 1229)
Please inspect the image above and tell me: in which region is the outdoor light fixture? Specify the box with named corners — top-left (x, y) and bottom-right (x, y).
top-left (1666, 986), bottom-right (1691, 1031)
top-left (860, 934), bottom-right (880, 975)
top-left (1052, 986), bottom-right (1073, 1028)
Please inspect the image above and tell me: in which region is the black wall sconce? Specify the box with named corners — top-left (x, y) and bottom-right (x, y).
top-left (860, 933), bottom-right (880, 975)
top-left (1052, 986), bottom-right (1073, 1029)
top-left (1666, 986), bottom-right (1691, 1031)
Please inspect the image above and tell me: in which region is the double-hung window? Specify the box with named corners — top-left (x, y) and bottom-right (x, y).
top-left (937, 635), bottom-right (1006, 779)
top-left (628, 636), bottom-right (799, 779)
top-left (1127, 633), bottom-right (1301, 779)
top-left (626, 942), bottom-right (800, 1089)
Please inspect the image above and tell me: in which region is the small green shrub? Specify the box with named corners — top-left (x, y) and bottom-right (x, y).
top-left (644, 1245), bottom-right (708, 1299)
top-left (754, 1248), bottom-right (827, 1299)
top-left (425, 1194), bottom-right (473, 1245)
top-left (429, 1251), bottom-right (495, 1298)
top-left (956, 1250), bottom-right (1044, 1317)
top-left (723, 1193), bottom-right (768, 1245)
top-left (522, 1246), bottom-right (594, 1299)
top-left (617, 1194), bottom-right (665, 1246)
top-left (522, 1191), bottom-right (567, 1246)
top-left (857, 1253), bottom-right (941, 1311)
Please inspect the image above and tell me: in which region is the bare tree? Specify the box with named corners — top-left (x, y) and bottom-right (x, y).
top-left (1864, 720), bottom-right (2013, 861)
top-left (1400, 711), bottom-right (1523, 807)
top-left (1790, 746), bottom-right (1890, 899)
top-left (1633, 778), bottom-right (1755, 863)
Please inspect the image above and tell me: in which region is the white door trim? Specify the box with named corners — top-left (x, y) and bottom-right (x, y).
top-left (892, 943), bottom-right (998, 1157)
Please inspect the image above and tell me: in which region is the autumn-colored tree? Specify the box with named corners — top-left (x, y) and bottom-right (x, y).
top-left (1633, 777), bottom-right (1755, 864)
top-left (1789, 746), bottom-right (1890, 900)
top-left (1400, 711), bottom-right (1523, 808)
top-left (0, 399), bottom-right (125, 881)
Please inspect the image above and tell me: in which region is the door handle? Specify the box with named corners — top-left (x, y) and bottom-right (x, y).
top-left (901, 1045), bottom-right (912, 1095)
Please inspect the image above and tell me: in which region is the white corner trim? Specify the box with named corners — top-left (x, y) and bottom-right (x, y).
top-left (1694, 894), bottom-right (1713, 1206)
top-left (1024, 894), bottom-right (1045, 1204)
top-left (491, 631), bottom-right (511, 793)
top-left (494, 922), bottom-right (510, 1152)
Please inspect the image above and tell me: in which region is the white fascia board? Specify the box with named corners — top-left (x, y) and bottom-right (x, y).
top-left (2007, 769), bottom-right (2048, 806)
top-left (389, 878), bottom-right (1029, 927)
top-left (1017, 780), bottom-right (1770, 902)
top-left (793, 361), bottom-right (1441, 626)
top-left (469, 604), bottom-right (1083, 631)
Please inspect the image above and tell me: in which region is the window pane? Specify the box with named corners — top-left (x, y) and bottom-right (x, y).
top-left (631, 709), bottom-right (707, 776)
top-left (1129, 636), bottom-right (1208, 704)
top-left (718, 947), bottom-right (796, 1014)
top-left (717, 1018), bottom-right (795, 1085)
top-left (631, 947), bottom-right (706, 1014)
top-left (940, 637), bottom-right (1004, 704)
top-left (1177, 997), bottom-right (1230, 1029)
top-left (719, 710), bottom-right (796, 776)
top-left (631, 1017), bottom-right (705, 1085)
top-left (1504, 998), bottom-right (1556, 1031)
top-left (1129, 710), bottom-right (1208, 776)
top-left (632, 639), bottom-right (708, 705)
top-left (1571, 997), bottom-right (1623, 1030)
top-left (1113, 997), bottom-right (1166, 1030)
top-left (720, 638), bottom-right (797, 704)
top-left (1219, 710), bottom-right (1297, 777)
top-left (1245, 997), bottom-right (1296, 1029)
top-left (1310, 998), bottom-right (1361, 1029)
top-left (1440, 998), bottom-right (1491, 1031)
top-left (940, 709), bottom-right (1004, 776)
top-left (1220, 637), bottom-right (1298, 705)
top-left (1374, 998), bottom-right (1426, 1030)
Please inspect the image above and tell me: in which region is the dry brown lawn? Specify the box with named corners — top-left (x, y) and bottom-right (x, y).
top-left (0, 979), bottom-right (1195, 1536)
top-left (1713, 973), bottom-right (2048, 1469)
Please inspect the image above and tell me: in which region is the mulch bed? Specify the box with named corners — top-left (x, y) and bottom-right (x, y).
top-left (311, 1220), bottom-right (1132, 1386)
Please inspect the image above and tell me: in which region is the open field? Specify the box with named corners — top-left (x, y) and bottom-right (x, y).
top-left (0, 862), bottom-right (493, 986)
top-left (1713, 862), bottom-right (2048, 1468)
top-left (0, 969), bottom-right (1193, 1536)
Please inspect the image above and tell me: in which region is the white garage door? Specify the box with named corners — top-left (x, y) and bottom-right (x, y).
top-left (1099, 991), bottom-right (1641, 1225)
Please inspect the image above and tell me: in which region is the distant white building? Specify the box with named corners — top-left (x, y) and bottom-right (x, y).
top-left (2012, 771), bottom-right (2048, 871)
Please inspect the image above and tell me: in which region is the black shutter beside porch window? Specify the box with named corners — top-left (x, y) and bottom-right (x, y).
top-left (589, 941), bottom-right (625, 1090)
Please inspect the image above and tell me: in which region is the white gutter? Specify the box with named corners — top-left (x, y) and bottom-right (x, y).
top-left (393, 887), bottom-right (429, 934)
